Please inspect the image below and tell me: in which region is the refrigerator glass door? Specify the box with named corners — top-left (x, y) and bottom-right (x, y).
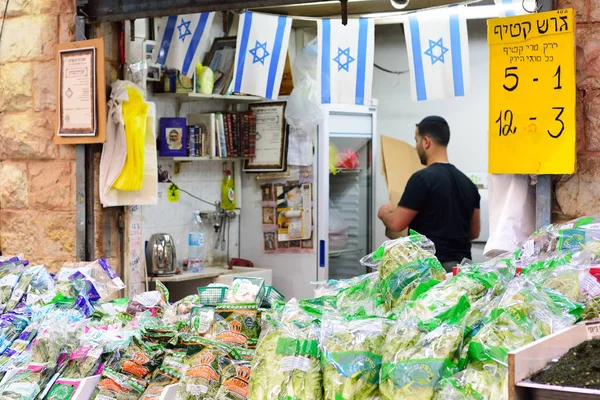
top-left (327, 122), bottom-right (373, 280)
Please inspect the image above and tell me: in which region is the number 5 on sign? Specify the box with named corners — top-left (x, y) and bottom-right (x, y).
top-left (487, 9), bottom-right (576, 174)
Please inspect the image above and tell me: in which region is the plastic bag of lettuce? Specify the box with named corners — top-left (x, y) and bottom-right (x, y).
top-left (320, 315), bottom-right (392, 400)
top-left (248, 300), bottom-right (322, 400)
top-left (360, 232), bottom-right (446, 311)
top-left (435, 277), bottom-right (581, 400)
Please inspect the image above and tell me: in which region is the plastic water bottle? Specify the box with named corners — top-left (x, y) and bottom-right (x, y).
top-left (188, 211), bottom-right (205, 271)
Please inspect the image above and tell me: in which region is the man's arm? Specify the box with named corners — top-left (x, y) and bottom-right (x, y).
top-left (378, 204), bottom-right (418, 233)
top-left (470, 208), bottom-right (481, 240)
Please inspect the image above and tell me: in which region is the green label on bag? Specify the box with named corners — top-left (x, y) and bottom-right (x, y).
top-left (383, 258), bottom-right (440, 300)
top-left (323, 351), bottom-right (382, 384)
top-left (372, 246), bottom-right (385, 261)
top-left (467, 341), bottom-right (509, 364)
top-left (275, 338), bottom-right (319, 357)
top-left (557, 229), bottom-right (586, 251)
top-left (46, 384), bottom-right (76, 400)
top-left (380, 358), bottom-right (457, 388)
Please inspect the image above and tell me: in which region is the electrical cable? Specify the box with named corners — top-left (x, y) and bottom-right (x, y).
top-left (165, 179), bottom-right (216, 207)
top-left (0, 0), bottom-right (10, 50)
top-left (375, 63), bottom-right (409, 75)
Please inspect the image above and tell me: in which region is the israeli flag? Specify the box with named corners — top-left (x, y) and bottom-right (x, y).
top-left (494, 0), bottom-right (537, 17)
top-left (318, 18), bottom-right (374, 105)
top-left (153, 13), bottom-right (215, 78)
top-left (404, 6), bottom-right (470, 102)
top-left (233, 12), bottom-right (292, 100)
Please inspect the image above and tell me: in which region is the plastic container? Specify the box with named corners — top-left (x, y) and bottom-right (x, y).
top-left (188, 211), bottom-right (205, 271)
top-left (221, 170), bottom-right (235, 211)
top-left (261, 286), bottom-right (285, 308)
top-left (197, 286), bottom-right (228, 305)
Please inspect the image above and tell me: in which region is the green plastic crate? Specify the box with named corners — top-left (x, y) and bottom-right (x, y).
top-left (197, 286), bottom-right (227, 305)
top-left (261, 286), bottom-right (285, 307)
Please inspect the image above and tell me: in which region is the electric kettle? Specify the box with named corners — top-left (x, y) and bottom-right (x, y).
top-left (146, 233), bottom-right (177, 276)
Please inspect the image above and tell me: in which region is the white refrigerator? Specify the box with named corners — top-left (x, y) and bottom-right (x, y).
top-left (240, 103), bottom-right (378, 299)
top-left (316, 103), bottom-right (378, 282)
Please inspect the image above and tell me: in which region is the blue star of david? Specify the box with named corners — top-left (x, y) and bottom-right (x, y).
top-left (424, 38), bottom-right (449, 65)
top-left (177, 19), bottom-right (192, 42)
top-left (249, 41), bottom-right (270, 65)
top-left (333, 47), bottom-right (355, 72)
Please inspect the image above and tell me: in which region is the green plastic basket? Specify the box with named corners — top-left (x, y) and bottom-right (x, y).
top-left (197, 286), bottom-right (227, 305)
top-left (261, 286), bottom-right (285, 307)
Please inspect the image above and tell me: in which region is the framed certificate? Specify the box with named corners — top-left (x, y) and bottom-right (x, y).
top-left (244, 102), bottom-right (288, 172)
top-left (54, 38), bottom-right (106, 145)
top-left (58, 47), bottom-right (96, 136)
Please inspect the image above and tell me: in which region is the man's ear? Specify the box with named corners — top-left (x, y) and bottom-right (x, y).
top-left (423, 136), bottom-right (431, 149)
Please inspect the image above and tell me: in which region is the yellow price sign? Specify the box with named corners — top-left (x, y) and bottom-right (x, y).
top-left (488, 9), bottom-right (576, 174)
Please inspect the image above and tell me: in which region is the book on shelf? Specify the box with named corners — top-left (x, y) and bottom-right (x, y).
top-left (187, 113), bottom-right (217, 157)
top-left (212, 111), bottom-right (257, 159)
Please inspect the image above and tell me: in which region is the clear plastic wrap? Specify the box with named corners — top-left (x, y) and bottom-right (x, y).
top-left (360, 233), bottom-right (445, 311)
top-left (178, 337), bottom-right (240, 400)
top-left (320, 315), bottom-right (391, 400)
top-left (56, 259), bottom-right (125, 303)
top-left (248, 301), bottom-right (322, 400)
top-left (0, 263), bottom-right (26, 314)
top-left (440, 277), bottom-right (579, 400)
top-left (520, 216), bottom-right (600, 261)
top-left (380, 312), bottom-right (465, 400)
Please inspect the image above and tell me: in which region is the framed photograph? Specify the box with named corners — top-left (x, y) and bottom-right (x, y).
top-left (204, 37), bottom-right (237, 95)
top-left (289, 240), bottom-right (301, 249)
top-left (278, 240), bottom-right (290, 249)
top-left (261, 184), bottom-right (274, 202)
top-left (264, 232), bottom-right (276, 252)
top-left (159, 117), bottom-right (188, 157)
top-left (262, 207), bottom-right (275, 225)
top-left (244, 103), bottom-right (288, 172)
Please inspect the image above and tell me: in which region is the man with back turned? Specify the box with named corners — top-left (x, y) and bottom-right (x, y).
top-left (378, 116), bottom-right (481, 272)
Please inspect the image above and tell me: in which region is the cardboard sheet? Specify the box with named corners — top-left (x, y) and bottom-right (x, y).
top-left (380, 135), bottom-right (423, 238)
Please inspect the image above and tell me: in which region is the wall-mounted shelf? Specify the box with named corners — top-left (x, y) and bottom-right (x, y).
top-left (170, 156), bottom-right (249, 162)
top-left (154, 92), bottom-right (263, 103)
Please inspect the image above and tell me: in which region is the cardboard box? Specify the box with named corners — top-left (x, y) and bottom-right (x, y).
top-left (380, 135), bottom-right (423, 239)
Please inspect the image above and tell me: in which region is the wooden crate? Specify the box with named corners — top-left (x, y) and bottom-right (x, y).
top-left (508, 323), bottom-right (600, 400)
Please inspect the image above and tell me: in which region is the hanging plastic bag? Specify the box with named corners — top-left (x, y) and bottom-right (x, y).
top-left (329, 144), bottom-right (339, 175)
top-left (196, 63), bottom-right (214, 94)
top-left (112, 85), bottom-right (148, 191)
top-left (285, 39), bottom-right (323, 133)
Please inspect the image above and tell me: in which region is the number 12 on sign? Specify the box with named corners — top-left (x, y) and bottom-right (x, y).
top-left (487, 8), bottom-right (576, 174)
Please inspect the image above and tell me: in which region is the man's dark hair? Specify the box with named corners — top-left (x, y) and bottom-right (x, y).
top-left (416, 116), bottom-right (450, 146)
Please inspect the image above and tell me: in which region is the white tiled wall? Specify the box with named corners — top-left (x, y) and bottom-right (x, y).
top-left (142, 159), bottom-right (240, 265)
top-left (135, 94), bottom-right (241, 279)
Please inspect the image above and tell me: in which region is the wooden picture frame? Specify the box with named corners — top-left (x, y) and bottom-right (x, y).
top-left (244, 102), bottom-right (288, 172)
top-left (203, 36), bottom-right (237, 95)
top-left (54, 38), bottom-right (106, 145)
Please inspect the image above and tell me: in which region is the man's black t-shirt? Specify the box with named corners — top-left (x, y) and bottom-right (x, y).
top-left (399, 163), bottom-right (480, 263)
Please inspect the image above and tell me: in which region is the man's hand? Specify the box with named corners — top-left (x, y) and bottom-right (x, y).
top-left (378, 203), bottom-right (418, 232)
top-left (377, 203), bottom-right (394, 219)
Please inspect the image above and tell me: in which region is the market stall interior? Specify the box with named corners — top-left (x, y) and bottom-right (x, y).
top-left (0, 0), bottom-right (582, 398)
top-left (89, 0), bottom-right (529, 302)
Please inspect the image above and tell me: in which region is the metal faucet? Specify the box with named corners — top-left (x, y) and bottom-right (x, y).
top-left (212, 201), bottom-right (236, 250)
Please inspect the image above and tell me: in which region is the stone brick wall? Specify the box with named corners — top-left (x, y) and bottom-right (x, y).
top-left (555, 0), bottom-right (600, 219)
top-left (0, 0), bottom-right (77, 270)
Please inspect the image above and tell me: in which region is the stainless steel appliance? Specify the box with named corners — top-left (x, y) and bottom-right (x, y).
top-left (146, 233), bottom-right (177, 276)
